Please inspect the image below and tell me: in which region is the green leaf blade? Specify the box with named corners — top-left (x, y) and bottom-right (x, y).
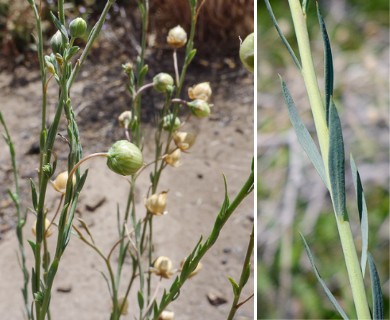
top-left (350, 155), bottom-right (368, 275)
top-left (280, 77), bottom-right (328, 187)
top-left (317, 4), bottom-right (334, 126)
top-left (264, 0), bottom-right (302, 69)
top-left (368, 254), bottom-right (384, 320)
top-left (328, 101), bottom-right (346, 218)
top-left (228, 277), bottom-right (240, 297)
top-left (300, 233), bottom-right (349, 320)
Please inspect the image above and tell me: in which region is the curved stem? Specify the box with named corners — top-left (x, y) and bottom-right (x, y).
top-left (68, 152), bottom-right (108, 181)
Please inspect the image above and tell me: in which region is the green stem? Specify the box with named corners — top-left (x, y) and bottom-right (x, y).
top-left (288, 1), bottom-right (370, 318)
top-left (0, 113), bottom-right (31, 319)
top-left (288, 0), bottom-right (329, 164)
top-left (227, 224), bottom-right (254, 320)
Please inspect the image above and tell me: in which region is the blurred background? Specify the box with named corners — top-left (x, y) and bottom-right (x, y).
top-left (258, 0), bottom-right (389, 319)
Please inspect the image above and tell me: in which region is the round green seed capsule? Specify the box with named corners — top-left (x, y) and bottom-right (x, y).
top-left (107, 140), bottom-right (143, 176)
top-left (153, 73), bottom-right (174, 93)
top-left (69, 17), bottom-right (87, 39)
top-left (239, 33), bottom-right (254, 73)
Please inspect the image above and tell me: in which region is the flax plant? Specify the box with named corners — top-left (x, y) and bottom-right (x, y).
top-left (1, 1), bottom-right (253, 320)
top-left (264, 1), bottom-right (384, 319)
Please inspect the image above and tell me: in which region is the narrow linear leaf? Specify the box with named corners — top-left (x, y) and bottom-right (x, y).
top-left (242, 263), bottom-right (251, 287)
top-left (328, 101), bottom-right (347, 218)
top-left (350, 155), bottom-right (368, 275)
top-left (30, 179), bottom-right (38, 210)
top-left (368, 254), bottom-right (384, 320)
top-left (228, 277), bottom-right (240, 297)
top-left (302, 0), bottom-right (310, 14)
top-left (50, 12), bottom-right (68, 39)
top-left (137, 291), bottom-right (144, 310)
top-left (99, 271), bottom-right (112, 298)
top-left (264, 0), bottom-right (301, 69)
top-left (186, 49), bottom-right (197, 65)
top-left (300, 233), bottom-right (349, 320)
top-left (280, 78), bottom-right (327, 187)
top-left (317, 4), bottom-right (334, 126)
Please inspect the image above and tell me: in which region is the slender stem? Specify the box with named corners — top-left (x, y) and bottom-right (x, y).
top-left (0, 113), bottom-right (31, 319)
top-left (173, 49), bottom-right (179, 86)
top-left (227, 224), bottom-right (254, 320)
top-left (288, 0), bottom-right (329, 166)
top-left (68, 152), bottom-right (108, 181)
top-left (336, 216), bottom-right (371, 319)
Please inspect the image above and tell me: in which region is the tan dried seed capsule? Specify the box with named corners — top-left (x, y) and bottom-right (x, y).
top-left (145, 192), bottom-right (168, 216)
top-left (151, 256), bottom-right (174, 279)
top-left (167, 25), bottom-right (187, 48)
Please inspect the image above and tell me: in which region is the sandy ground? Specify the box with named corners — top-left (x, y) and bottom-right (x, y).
top-left (0, 59), bottom-right (254, 319)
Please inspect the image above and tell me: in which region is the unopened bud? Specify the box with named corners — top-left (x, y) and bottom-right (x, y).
top-left (173, 132), bottom-right (196, 151)
top-left (50, 171), bottom-right (76, 194)
top-left (239, 33), bottom-right (254, 73)
top-left (153, 73), bottom-right (174, 93)
top-left (187, 99), bottom-right (211, 118)
top-left (164, 149), bottom-right (181, 167)
top-left (188, 82), bottom-right (212, 101)
top-left (158, 310), bottom-right (175, 320)
top-left (69, 17), bottom-right (87, 38)
top-left (32, 218), bottom-right (53, 238)
top-left (50, 30), bottom-right (64, 54)
top-left (145, 192), bottom-right (168, 216)
top-left (167, 25), bottom-right (187, 49)
top-left (151, 256), bottom-right (174, 279)
top-left (162, 114), bottom-right (181, 131)
top-left (107, 140), bottom-right (143, 176)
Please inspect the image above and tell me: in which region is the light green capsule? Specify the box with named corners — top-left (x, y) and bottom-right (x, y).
top-left (239, 33), bottom-right (254, 73)
top-left (69, 17), bottom-right (87, 38)
top-left (153, 73), bottom-right (174, 93)
top-left (187, 99), bottom-right (211, 118)
top-left (107, 140), bottom-right (143, 176)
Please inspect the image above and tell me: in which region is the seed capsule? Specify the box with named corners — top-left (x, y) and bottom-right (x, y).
top-left (118, 111), bottom-right (137, 129)
top-left (187, 99), bottom-right (211, 118)
top-left (32, 218), bottom-right (53, 238)
top-left (69, 17), bottom-right (87, 38)
top-left (145, 192), bottom-right (168, 216)
top-left (167, 25), bottom-right (187, 48)
top-left (151, 256), bottom-right (174, 279)
top-left (153, 73), bottom-right (174, 93)
top-left (180, 259), bottom-right (202, 278)
top-left (107, 140), bottom-right (143, 176)
top-left (162, 114), bottom-right (181, 131)
top-left (173, 132), bottom-right (196, 151)
top-left (50, 171), bottom-right (76, 194)
top-left (239, 33), bottom-right (254, 73)
top-left (116, 297), bottom-right (129, 315)
top-left (164, 149), bottom-right (181, 167)
top-left (158, 310), bottom-right (175, 320)
top-left (188, 82), bottom-right (212, 101)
